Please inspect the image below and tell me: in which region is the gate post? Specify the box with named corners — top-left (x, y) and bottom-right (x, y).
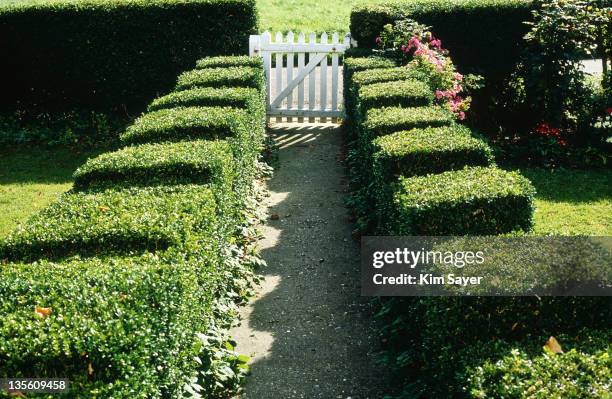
top-left (249, 34), bottom-right (261, 57)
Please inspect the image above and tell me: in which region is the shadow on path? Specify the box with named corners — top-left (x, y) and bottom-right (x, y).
top-left (231, 123), bottom-right (388, 399)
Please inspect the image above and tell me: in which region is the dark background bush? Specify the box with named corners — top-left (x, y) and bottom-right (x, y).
top-left (350, 0), bottom-right (534, 80)
top-left (0, 0), bottom-right (258, 112)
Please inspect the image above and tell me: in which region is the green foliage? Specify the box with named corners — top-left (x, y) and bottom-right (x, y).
top-left (467, 336), bottom-right (612, 398)
top-left (358, 79), bottom-right (433, 110)
top-left (196, 55), bottom-right (263, 69)
top-left (351, 66), bottom-right (426, 87)
top-left (148, 87), bottom-right (263, 113)
top-left (0, 250), bottom-right (219, 398)
top-left (0, 0), bottom-right (258, 110)
top-left (176, 66), bottom-right (265, 91)
top-left (120, 106), bottom-right (252, 145)
top-left (371, 125), bottom-right (494, 179)
top-left (0, 185), bottom-right (221, 262)
top-left (363, 105), bottom-right (453, 136)
top-left (391, 166), bottom-right (535, 235)
top-left (350, 0), bottom-right (534, 79)
top-left (73, 140), bottom-right (234, 190)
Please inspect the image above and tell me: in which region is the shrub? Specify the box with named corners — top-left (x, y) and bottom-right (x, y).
top-left (0, 185), bottom-right (220, 262)
top-left (73, 140), bottom-right (234, 190)
top-left (371, 125), bottom-right (494, 179)
top-left (467, 334), bottom-right (612, 398)
top-left (0, 0), bottom-right (258, 110)
top-left (120, 106), bottom-right (252, 145)
top-left (0, 250), bottom-right (220, 398)
top-left (391, 166), bottom-right (535, 235)
top-left (196, 55), bottom-right (263, 69)
top-left (343, 56), bottom-right (398, 83)
top-left (148, 87), bottom-right (263, 113)
top-left (363, 105), bottom-right (453, 137)
top-left (351, 66), bottom-right (427, 88)
top-left (176, 66), bottom-right (265, 91)
top-left (358, 79), bottom-right (433, 110)
top-left (350, 0), bottom-right (534, 79)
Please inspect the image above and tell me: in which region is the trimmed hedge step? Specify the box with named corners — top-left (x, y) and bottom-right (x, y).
top-left (364, 105), bottom-right (454, 137)
top-left (196, 55), bottom-right (263, 69)
top-left (120, 106), bottom-right (251, 145)
top-left (352, 66), bottom-right (426, 88)
top-left (372, 125), bottom-right (494, 178)
top-left (0, 250), bottom-right (218, 397)
top-left (176, 66), bottom-right (265, 91)
top-left (148, 86), bottom-right (263, 112)
top-left (73, 140), bottom-right (234, 190)
top-left (358, 79), bottom-right (433, 110)
top-left (344, 56), bottom-right (398, 80)
top-left (0, 185), bottom-right (219, 262)
top-left (392, 166), bottom-right (535, 235)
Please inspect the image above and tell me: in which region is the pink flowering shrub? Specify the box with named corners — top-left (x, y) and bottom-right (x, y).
top-left (377, 21), bottom-right (471, 120)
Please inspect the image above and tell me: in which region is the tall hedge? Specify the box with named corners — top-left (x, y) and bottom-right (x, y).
top-left (0, 0), bottom-right (258, 110)
top-left (350, 0), bottom-right (534, 78)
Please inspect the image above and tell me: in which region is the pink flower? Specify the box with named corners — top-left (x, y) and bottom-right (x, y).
top-left (435, 90), bottom-right (445, 99)
top-left (606, 107), bottom-right (612, 115)
top-left (453, 72), bottom-right (463, 82)
top-left (430, 38), bottom-right (442, 49)
top-left (458, 111), bottom-right (466, 120)
top-left (375, 37), bottom-right (382, 44)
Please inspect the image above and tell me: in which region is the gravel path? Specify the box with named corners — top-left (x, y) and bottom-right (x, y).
top-left (231, 123), bottom-right (389, 399)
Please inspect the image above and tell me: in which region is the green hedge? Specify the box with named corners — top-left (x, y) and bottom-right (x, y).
top-left (358, 79), bottom-right (433, 110)
top-left (350, 0), bottom-right (534, 78)
top-left (0, 0), bottom-right (258, 110)
top-left (196, 55), bottom-right (263, 69)
top-left (363, 105), bottom-right (453, 137)
top-left (0, 250), bottom-right (219, 398)
top-left (176, 66), bottom-right (265, 91)
top-left (73, 140), bottom-right (234, 190)
top-left (352, 66), bottom-right (426, 87)
top-left (371, 125), bottom-right (494, 179)
top-left (148, 87), bottom-right (263, 113)
top-left (120, 106), bottom-right (252, 145)
top-left (0, 185), bottom-right (219, 262)
top-left (391, 166), bottom-right (535, 235)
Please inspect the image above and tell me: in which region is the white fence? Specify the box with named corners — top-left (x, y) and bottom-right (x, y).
top-left (249, 31), bottom-right (350, 122)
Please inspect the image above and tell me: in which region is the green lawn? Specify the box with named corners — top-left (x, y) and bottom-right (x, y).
top-left (256, 0), bottom-right (378, 34)
top-left (0, 145), bottom-right (107, 238)
top-left (521, 168), bottom-right (612, 236)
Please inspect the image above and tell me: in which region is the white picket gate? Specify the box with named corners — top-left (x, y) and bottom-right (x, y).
top-left (249, 31), bottom-right (351, 122)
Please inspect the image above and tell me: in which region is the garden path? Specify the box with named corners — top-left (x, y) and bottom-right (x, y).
top-left (231, 123), bottom-right (389, 399)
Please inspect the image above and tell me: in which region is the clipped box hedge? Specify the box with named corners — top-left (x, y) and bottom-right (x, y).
top-left (0, 185), bottom-right (219, 262)
top-left (350, 0), bottom-right (533, 78)
top-left (363, 105), bottom-right (454, 137)
top-left (176, 66), bottom-right (265, 91)
top-left (148, 86), bottom-right (263, 113)
top-left (0, 250), bottom-right (219, 398)
top-left (120, 106), bottom-right (252, 145)
top-left (391, 166), bottom-right (535, 235)
top-left (0, 0), bottom-right (258, 110)
top-left (196, 55), bottom-right (263, 69)
top-left (358, 79), bottom-right (433, 110)
top-left (372, 125), bottom-right (494, 178)
top-left (73, 140), bottom-right (234, 190)
top-left (352, 66), bottom-right (427, 88)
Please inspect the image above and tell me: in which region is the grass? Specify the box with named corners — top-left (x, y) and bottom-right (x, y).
top-left (257, 0), bottom-right (379, 34)
top-left (521, 168), bottom-right (612, 236)
top-left (0, 145), bottom-right (108, 238)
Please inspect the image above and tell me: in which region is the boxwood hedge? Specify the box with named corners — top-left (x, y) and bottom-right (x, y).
top-left (148, 86), bottom-right (263, 113)
top-left (196, 55), bottom-right (263, 69)
top-left (176, 66), bottom-right (265, 91)
top-left (352, 66), bottom-right (427, 88)
top-left (358, 79), bottom-right (433, 110)
top-left (391, 166), bottom-right (535, 235)
top-left (73, 140), bottom-right (234, 190)
top-left (0, 0), bottom-right (258, 110)
top-left (371, 125), bottom-right (494, 179)
top-left (0, 185), bottom-right (220, 262)
top-left (0, 250), bottom-right (220, 398)
top-left (363, 105), bottom-right (454, 137)
top-left (120, 106), bottom-right (252, 145)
